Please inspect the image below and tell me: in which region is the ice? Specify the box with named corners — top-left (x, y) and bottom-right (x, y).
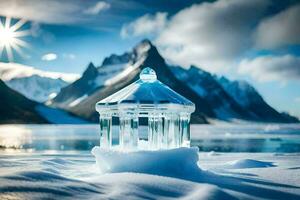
top-left (99, 115), bottom-right (112, 148)
top-left (148, 115), bottom-right (163, 149)
top-left (119, 115), bottom-right (139, 150)
top-left (96, 68), bottom-right (195, 150)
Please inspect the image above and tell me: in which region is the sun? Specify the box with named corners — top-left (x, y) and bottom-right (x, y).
top-left (0, 17), bottom-right (30, 61)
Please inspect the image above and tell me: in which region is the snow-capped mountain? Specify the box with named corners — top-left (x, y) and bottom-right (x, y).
top-left (0, 62), bottom-right (79, 102)
top-left (51, 40), bottom-right (298, 123)
top-left (217, 76), bottom-right (262, 108)
top-left (6, 75), bottom-right (69, 102)
top-left (0, 78), bottom-right (89, 124)
top-left (172, 67), bottom-right (297, 122)
top-left (217, 76), bottom-right (299, 122)
top-left (49, 61), bottom-right (132, 108)
top-left (171, 66), bottom-right (250, 120)
top-left (52, 41), bottom-right (153, 109)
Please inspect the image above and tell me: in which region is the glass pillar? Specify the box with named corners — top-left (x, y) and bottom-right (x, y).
top-left (119, 114), bottom-right (139, 150)
top-left (156, 116), bottom-right (163, 149)
top-left (130, 115), bottom-right (139, 148)
top-left (148, 114), bottom-right (163, 150)
top-left (162, 116), bottom-right (169, 149)
top-left (148, 115), bottom-right (154, 150)
top-left (119, 115), bottom-right (129, 150)
top-left (166, 114), bottom-right (180, 148)
top-left (180, 113), bottom-right (191, 147)
top-left (173, 115), bottom-right (180, 148)
top-left (99, 114), bottom-right (112, 149)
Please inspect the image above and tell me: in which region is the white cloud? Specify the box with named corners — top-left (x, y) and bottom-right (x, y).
top-left (238, 55), bottom-right (300, 82)
top-left (0, 62), bottom-right (79, 82)
top-left (155, 0), bottom-right (270, 72)
top-left (0, 0), bottom-right (89, 24)
top-left (121, 12), bottom-right (167, 38)
top-left (41, 53), bottom-right (57, 61)
top-left (120, 0), bottom-right (300, 79)
top-left (83, 1), bottom-right (110, 15)
top-left (254, 4), bottom-right (300, 49)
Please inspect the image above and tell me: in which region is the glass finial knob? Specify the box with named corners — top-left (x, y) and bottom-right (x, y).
top-left (140, 67), bottom-right (157, 81)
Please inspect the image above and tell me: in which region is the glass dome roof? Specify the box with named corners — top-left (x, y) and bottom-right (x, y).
top-left (96, 67), bottom-right (195, 114)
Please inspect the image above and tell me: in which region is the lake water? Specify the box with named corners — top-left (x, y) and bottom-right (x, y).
top-left (0, 124), bottom-right (299, 153)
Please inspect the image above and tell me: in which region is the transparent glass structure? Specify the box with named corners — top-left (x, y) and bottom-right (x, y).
top-left (95, 67), bottom-right (195, 150)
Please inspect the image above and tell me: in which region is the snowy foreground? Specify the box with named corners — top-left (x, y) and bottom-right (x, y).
top-left (0, 148), bottom-right (300, 200)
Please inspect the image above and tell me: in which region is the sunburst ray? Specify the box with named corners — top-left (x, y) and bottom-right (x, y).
top-left (0, 17), bottom-right (30, 61)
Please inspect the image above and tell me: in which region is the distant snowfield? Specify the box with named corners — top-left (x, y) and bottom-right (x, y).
top-left (0, 151), bottom-right (299, 200)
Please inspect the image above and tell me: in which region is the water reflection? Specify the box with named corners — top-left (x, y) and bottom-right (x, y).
top-left (0, 124), bottom-right (299, 153)
top-left (0, 125), bottom-right (33, 149)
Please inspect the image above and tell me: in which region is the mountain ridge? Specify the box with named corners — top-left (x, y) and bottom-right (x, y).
top-left (51, 39), bottom-right (298, 123)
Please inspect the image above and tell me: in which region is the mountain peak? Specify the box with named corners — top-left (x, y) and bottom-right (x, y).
top-left (133, 39), bottom-right (155, 58)
top-left (87, 62), bottom-right (96, 68)
top-left (82, 62), bottom-right (98, 78)
top-left (102, 53), bottom-right (131, 66)
top-left (139, 39), bottom-right (153, 46)
top-left (100, 39), bottom-right (154, 67)
top-left (101, 39), bottom-right (161, 68)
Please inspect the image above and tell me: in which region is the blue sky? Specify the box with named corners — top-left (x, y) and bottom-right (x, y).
top-left (0, 0), bottom-right (299, 117)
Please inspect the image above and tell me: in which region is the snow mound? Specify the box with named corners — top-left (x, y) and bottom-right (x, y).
top-left (92, 147), bottom-right (201, 178)
top-left (223, 159), bottom-right (276, 169)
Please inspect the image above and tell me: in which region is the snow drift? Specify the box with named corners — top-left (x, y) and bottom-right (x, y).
top-left (222, 159), bottom-right (276, 169)
top-left (92, 147), bottom-right (201, 178)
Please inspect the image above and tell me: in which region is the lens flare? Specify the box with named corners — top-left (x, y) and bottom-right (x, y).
top-left (0, 17), bottom-right (30, 61)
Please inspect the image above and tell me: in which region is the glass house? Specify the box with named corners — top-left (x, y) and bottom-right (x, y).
top-left (95, 67), bottom-right (195, 150)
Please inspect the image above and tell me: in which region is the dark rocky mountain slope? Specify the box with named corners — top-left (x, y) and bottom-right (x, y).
top-left (0, 80), bottom-right (48, 124)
